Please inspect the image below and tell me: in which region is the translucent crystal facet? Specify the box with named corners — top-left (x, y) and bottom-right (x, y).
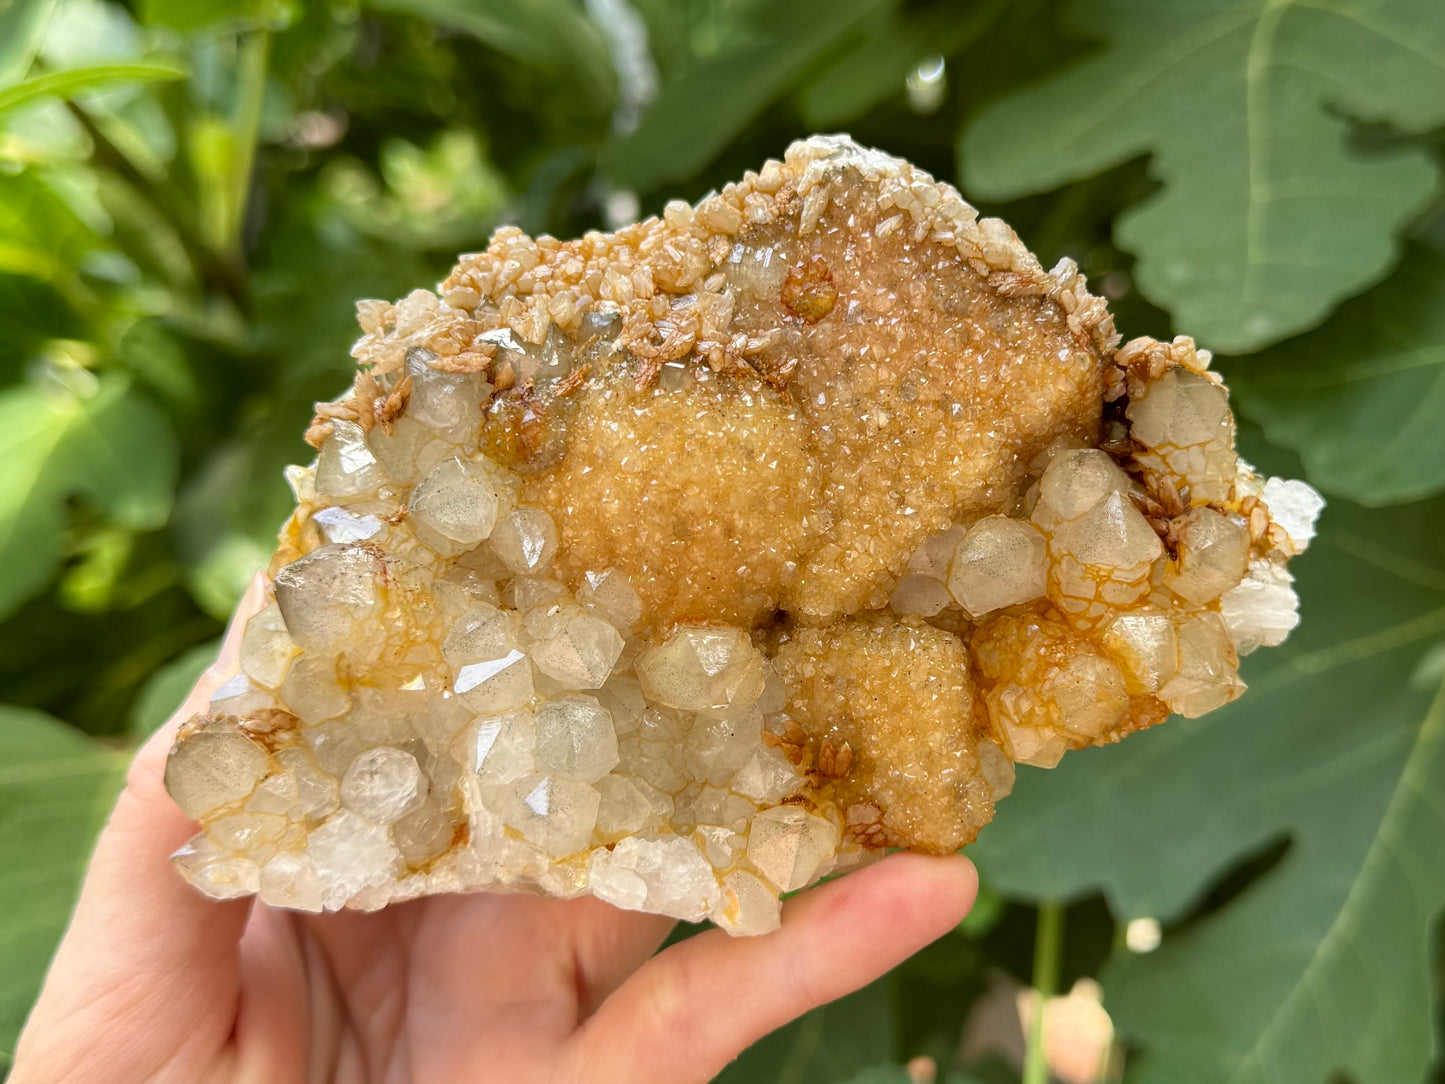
top-left (340, 747), bottom-right (428, 825)
top-left (636, 627), bottom-right (765, 717)
top-left (532, 695), bottom-right (619, 783)
top-left (273, 544), bottom-right (384, 654)
top-left (947, 515), bottom-right (1048, 617)
top-left (491, 773), bottom-right (600, 857)
top-left (409, 457), bottom-right (501, 549)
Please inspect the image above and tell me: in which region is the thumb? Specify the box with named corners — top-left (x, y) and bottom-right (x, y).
top-left (13, 573), bottom-right (269, 1082)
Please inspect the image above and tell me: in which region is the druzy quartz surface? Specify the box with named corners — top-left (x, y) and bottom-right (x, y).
top-left (165, 136), bottom-right (1322, 934)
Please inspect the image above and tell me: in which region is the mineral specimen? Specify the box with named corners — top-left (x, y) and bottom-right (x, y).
top-left (165, 136), bottom-right (1322, 934)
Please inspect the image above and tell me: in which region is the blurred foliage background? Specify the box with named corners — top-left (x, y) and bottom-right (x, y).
top-left (1, 0), bottom-right (1443, 1080)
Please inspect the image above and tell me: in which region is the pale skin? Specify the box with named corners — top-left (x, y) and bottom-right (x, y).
top-left (12, 575), bottom-right (977, 1083)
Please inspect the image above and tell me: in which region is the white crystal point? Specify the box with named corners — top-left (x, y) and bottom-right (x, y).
top-left (454, 651), bottom-right (533, 712)
top-left (1128, 368), bottom-right (1231, 449)
top-left (340, 746), bottom-right (428, 825)
top-left (1126, 368), bottom-right (1237, 502)
top-left (1159, 613), bottom-right (1245, 717)
top-left (209, 810), bottom-right (287, 850)
top-left (717, 869), bottom-right (782, 935)
top-left (458, 709), bottom-right (536, 785)
top-left (404, 348), bottom-right (487, 440)
top-left (308, 809), bottom-right (401, 908)
top-left (745, 806), bottom-right (839, 892)
top-left (532, 694), bottom-right (619, 783)
top-left (947, 515), bottom-right (1048, 617)
top-left (165, 719), bottom-right (270, 820)
top-left (280, 655), bottom-right (350, 723)
top-left (731, 745), bottom-right (802, 804)
top-left (1166, 507), bottom-right (1250, 605)
top-left (1046, 654), bottom-right (1128, 740)
top-left (1050, 489), bottom-right (1162, 572)
top-left (246, 771), bottom-right (300, 816)
top-left (315, 419), bottom-right (386, 498)
top-left (636, 626), bottom-right (765, 716)
top-left (259, 851), bottom-right (325, 911)
top-left (529, 613), bottom-right (624, 690)
top-left (409, 456), bottom-right (502, 549)
top-left (490, 507), bottom-right (559, 574)
top-left (173, 836), bottom-right (259, 900)
top-left (273, 543), bottom-right (385, 654)
top-left (685, 705), bottom-right (765, 786)
top-left (491, 773), bottom-right (600, 856)
top-left (445, 603), bottom-right (535, 712)
top-left (240, 601), bottom-right (297, 689)
top-left (1033, 448), bottom-right (1131, 527)
top-left (588, 836), bottom-right (721, 920)
top-left (977, 739), bottom-right (1015, 801)
top-left (276, 747), bottom-right (340, 819)
top-left (1221, 558), bottom-right (1301, 654)
top-left (889, 572), bottom-right (954, 617)
top-left (367, 415), bottom-right (454, 487)
top-left (594, 773), bottom-right (671, 840)
top-left (1098, 607), bottom-right (1179, 693)
top-left (578, 568), bottom-right (643, 628)
top-left (1002, 722), bottom-right (1070, 770)
top-left (312, 505), bottom-right (385, 544)
top-left (1262, 477), bottom-right (1325, 553)
top-left (444, 602), bottom-right (519, 666)
top-left (209, 673), bottom-right (274, 716)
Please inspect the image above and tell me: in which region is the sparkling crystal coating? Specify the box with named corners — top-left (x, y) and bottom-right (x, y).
top-left (166, 136), bottom-right (1320, 933)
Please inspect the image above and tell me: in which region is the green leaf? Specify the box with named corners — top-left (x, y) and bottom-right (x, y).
top-left (0, 0), bottom-right (59, 87)
top-left (1224, 241), bottom-right (1445, 506)
top-left (138, 0), bottom-right (294, 33)
top-left (127, 640), bottom-right (217, 740)
top-left (799, 0), bottom-right (1005, 129)
top-left (367, 0), bottom-right (615, 103)
top-left (0, 59), bottom-right (186, 118)
top-left (838, 1069), bottom-right (913, 1084)
top-left (971, 496), bottom-right (1445, 1084)
top-left (960, 0), bottom-right (1445, 353)
top-left (0, 170), bottom-right (102, 285)
top-left (603, 0), bottom-right (893, 192)
top-left (0, 705), bottom-right (125, 1062)
top-left (716, 978), bottom-right (895, 1083)
top-left (0, 377), bottom-right (178, 622)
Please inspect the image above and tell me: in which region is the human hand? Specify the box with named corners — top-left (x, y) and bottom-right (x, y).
top-left (12, 575), bottom-right (976, 1084)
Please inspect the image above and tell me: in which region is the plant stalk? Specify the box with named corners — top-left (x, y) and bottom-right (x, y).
top-left (66, 100), bottom-right (248, 307)
top-left (1023, 901), bottom-right (1064, 1084)
top-left (227, 28), bottom-right (271, 258)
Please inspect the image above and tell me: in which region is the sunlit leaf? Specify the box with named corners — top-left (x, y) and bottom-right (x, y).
top-left (0, 59), bottom-right (185, 118)
top-left (960, 0), bottom-right (1445, 352)
top-left (0, 170), bottom-right (102, 284)
top-left (0, 0), bottom-right (60, 87)
top-left (0, 377), bottom-right (178, 621)
top-left (0, 705), bottom-right (125, 1062)
top-left (138, 0), bottom-right (295, 33)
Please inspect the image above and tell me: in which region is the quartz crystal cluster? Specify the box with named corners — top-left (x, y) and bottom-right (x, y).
top-left (165, 136), bottom-right (1322, 934)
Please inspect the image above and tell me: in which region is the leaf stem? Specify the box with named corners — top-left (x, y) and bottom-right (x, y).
top-left (226, 28), bottom-right (270, 258)
top-left (1023, 901), bottom-right (1064, 1084)
top-left (66, 100), bottom-right (248, 308)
